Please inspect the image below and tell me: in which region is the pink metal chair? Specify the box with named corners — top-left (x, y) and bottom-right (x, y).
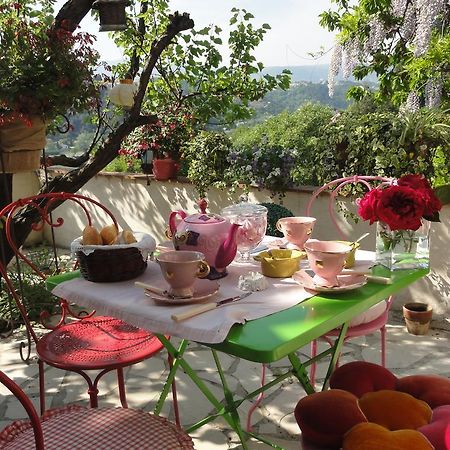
top-left (306, 175), bottom-right (394, 386)
top-left (0, 369), bottom-right (194, 450)
top-left (0, 192), bottom-right (178, 423)
top-left (246, 176), bottom-right (394, 431)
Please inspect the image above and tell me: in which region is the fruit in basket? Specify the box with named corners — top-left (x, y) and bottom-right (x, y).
top-left (82, 226), bottom-right (102, 245)
top-left (100, 224), bottom-right (119, 245)
top-left (113, 230), bottom-right (137, 244)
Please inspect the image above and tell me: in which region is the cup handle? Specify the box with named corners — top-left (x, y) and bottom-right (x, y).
top-left (276, 220), bottom-right (283, 232)
top-left (197, 260), bottom-right (210, 278)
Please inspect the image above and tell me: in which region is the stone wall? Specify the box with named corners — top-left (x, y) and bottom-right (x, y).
top-left (14, 170), bottom-right (450, 321)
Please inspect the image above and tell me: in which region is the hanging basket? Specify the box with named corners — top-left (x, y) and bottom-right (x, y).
top-left (0, 116), bottom-right (46, 173)
top-left (93, 0), bottom-right (130, 32)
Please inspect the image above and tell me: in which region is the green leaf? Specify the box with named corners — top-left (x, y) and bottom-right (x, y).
top-left (435, 184), bottom-right (450, 205)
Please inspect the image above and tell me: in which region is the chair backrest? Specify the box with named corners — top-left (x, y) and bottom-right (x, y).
top-left (305, 175), bottom-right (393, 240)
top-left (0, 192), bottom-right (118, 345)
top-left (306, 176), bottom-right (395, 316)
top-left (0, 370), bottom-right (44, 450)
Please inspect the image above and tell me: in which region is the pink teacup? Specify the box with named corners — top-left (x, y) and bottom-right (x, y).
top-left (156, 250), bottom-right (210, 297)
top-left (276, 217), bottom-right (316, 248)
top-left (303, 240), bottom-right (352, 286)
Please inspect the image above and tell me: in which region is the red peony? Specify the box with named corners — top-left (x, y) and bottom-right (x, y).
top-left (398, 174), bottom-right (442, 219)
top-left (357, 188), bottom-right (382, 224)
top-left (377, 186), bottom-right (425, 231)
top-left (358, 174), bottom-right (441, 231)
top-left (397, 174), bottom-right (431, 190)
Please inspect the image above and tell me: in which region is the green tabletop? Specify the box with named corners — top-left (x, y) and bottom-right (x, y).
top-left (207, 268), bottom-right (427, 363)
top-left (46, 267), bottom-right (427, 364)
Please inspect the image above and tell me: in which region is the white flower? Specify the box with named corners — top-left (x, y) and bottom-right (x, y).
top-left (401, 91), bottom-right (421, 113)
top-left (328, 42), bottom-right (342, 97)
top-left (367, 17), bottom-right (386, 52)
top-left (425, 78), bottom-right (443, 107)
top-left (413, 0), bottom-right (445, 56)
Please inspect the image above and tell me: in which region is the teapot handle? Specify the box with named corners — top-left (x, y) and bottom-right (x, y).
top-left (168, 210), bottom-right (187, 238)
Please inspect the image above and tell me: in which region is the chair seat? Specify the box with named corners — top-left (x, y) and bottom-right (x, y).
top-left (0, 406), bottom-right (194, 450)
top-left (323, 308), bottom-right (389, 339)
top-left (37, 317), bottom-right (163, 370)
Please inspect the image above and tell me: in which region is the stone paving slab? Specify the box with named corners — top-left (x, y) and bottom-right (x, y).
top-left (0, 315), bottom-right (448, 449)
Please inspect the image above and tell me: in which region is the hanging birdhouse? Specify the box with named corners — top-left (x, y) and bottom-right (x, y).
top-left (92, 0), bottom-right (130, 32)
top-left (109, 79), bottom-right (138, 109)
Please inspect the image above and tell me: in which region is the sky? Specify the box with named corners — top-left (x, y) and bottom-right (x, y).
top-left (55, 0), bottom-right (337, 66)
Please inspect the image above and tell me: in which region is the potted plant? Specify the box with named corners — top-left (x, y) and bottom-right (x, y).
top-left (0, 0), bottom-right (100, 173)
top-left (121, 107), bottom-right (194, 180)
top-left (150, 108), bottom-right (194, 180)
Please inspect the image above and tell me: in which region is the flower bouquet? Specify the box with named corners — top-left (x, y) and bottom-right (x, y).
top-left (357, 174), bottom-right (442, 270)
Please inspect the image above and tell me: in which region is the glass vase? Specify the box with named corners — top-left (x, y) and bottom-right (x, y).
top-left (375, 220), bottom-right (430, 270)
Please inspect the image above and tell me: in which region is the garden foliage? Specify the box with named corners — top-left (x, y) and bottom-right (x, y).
top-left (230, 102), bottom-right (450, 194)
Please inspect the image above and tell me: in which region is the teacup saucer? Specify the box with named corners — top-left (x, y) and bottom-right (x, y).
top-left (312, 273), bottom-right (367, 293)
top-left (148, 279), bottom-right (220, 305)
top-left (292, 270), bottom-right (367, 293)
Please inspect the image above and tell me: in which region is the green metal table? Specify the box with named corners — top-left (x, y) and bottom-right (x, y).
top-left (46, 266), bottom-right (427, 449)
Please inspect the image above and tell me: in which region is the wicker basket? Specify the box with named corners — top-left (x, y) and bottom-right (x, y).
top-left (77, 246), bottom-right (147, 282)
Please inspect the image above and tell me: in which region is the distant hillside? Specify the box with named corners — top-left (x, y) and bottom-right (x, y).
top-left (237, 79), bottom-right (375, 126)
top-left (262, 64), bottom-right (378, 84)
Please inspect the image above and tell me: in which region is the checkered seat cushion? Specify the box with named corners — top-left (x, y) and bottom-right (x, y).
top-left (0, 405), bottom-right (194, 450)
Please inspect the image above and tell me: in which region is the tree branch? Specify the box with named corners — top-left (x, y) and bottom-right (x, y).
top-left (130, 12), bottom-right (194, 117)
top-left (1, 11), bottom-right (194, 267)
top-left (54, 0), bottom-right (95, 31)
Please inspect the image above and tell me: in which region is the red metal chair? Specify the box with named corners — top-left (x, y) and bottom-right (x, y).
top-left (0, 369), bottom-right (194, 450)
top-left (0, 192), bottom-right (178, 422)
top-left (246, 176), bottom-right (394, 432)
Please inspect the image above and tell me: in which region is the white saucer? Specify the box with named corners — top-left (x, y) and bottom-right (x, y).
top-left (312, 274), bottom-right (367, 293)
top-left (149, 279), bottom-right (220, 305)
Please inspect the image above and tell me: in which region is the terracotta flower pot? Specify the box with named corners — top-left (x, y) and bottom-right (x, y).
top-left (403, 302), bottom-right (433, 336)
top-left (152, 158), bottom-right (178, 181)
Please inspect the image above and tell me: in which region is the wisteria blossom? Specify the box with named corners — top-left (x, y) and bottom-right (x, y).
top-left (425, 78), bottom-right (443, 108)
top-left (403, 91), bottom-right (421, 113)
top-left (328, 43), bottom-right (342, 97)
top-left (326, 0), bottom-right (448, 107)
top-left (413, 0), bottom-right (445, 56)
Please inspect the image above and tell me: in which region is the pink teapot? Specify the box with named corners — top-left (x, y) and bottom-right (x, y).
top-left (167, 204), bottom-right (240, 279)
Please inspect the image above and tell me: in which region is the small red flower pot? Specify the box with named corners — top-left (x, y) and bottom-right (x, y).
top-left (152, 158), bottom-right (178, 181)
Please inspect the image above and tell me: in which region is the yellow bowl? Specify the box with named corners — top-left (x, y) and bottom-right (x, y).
top-left (254, 249), bottom-right (306, 278)
top-left (334, 241), bottom-right (360, 268)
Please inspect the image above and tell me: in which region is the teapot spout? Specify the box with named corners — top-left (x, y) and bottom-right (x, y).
top-left (215, 223), bottom-right (240, 269)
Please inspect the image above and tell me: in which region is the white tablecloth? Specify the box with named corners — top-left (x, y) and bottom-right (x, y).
top-left (52, 260), bottom-right (314, 344)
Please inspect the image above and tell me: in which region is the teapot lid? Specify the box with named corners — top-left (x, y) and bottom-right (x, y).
top-left (184, 213), bottom-right (226, 224)
top-left (221, 202), bottom-right (268, 216)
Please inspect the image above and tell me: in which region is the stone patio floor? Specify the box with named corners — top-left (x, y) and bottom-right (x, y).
top-left (0, 311), bottom-right (449, 449)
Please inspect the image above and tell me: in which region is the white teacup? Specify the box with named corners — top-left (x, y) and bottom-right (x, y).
top-left (156, 250), bottom-right (210, 297)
